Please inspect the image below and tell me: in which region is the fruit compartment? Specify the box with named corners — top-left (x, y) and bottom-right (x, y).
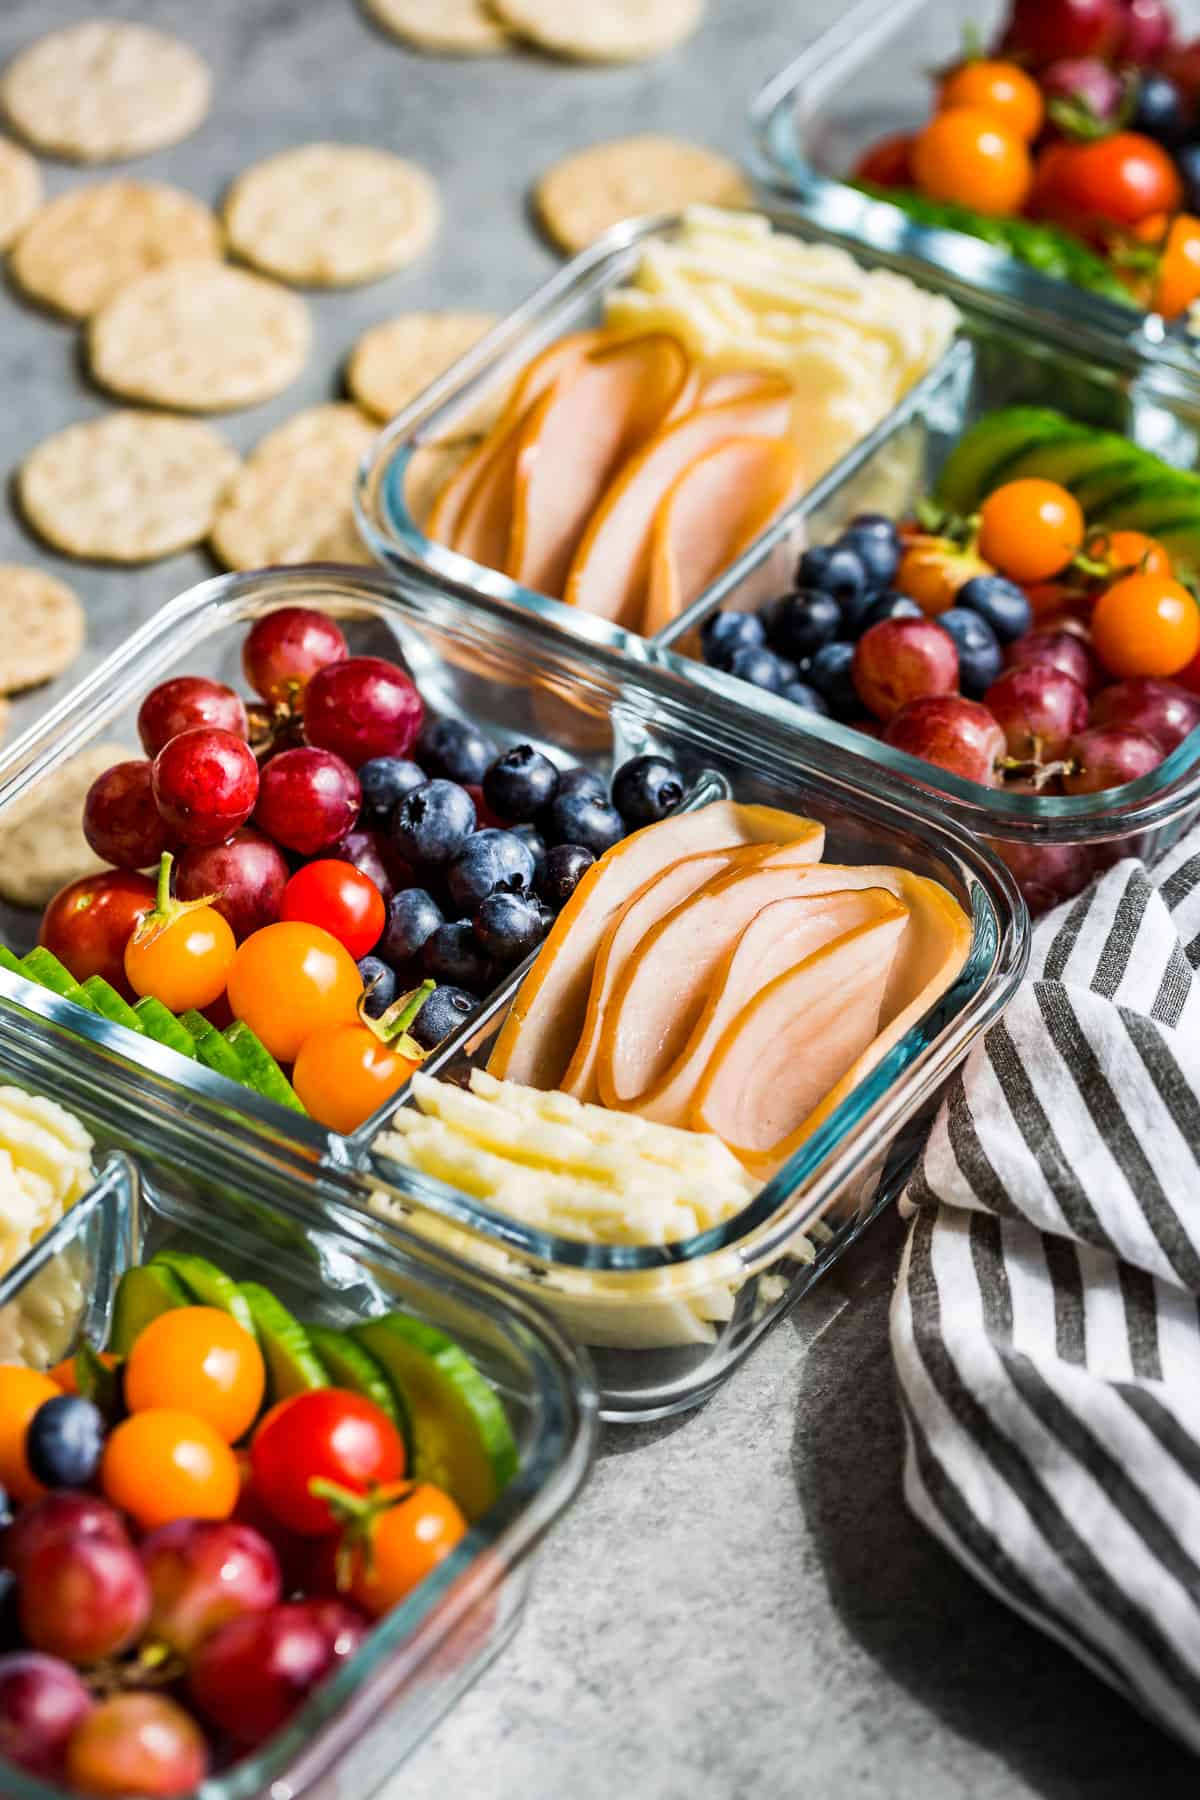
top-left (0, 1037), bottom-right (596, 1800)
top-left (748, 0), bottom-right (1200, 393)
top-left (651, 305), bottom-right (1200, 913)
top-left (353, 203), bottom-right (958, 655)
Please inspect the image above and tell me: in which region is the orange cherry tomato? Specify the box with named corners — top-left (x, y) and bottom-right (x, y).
top-left (293, 1023), bottom-right (419, 1135)
top-left (226, 921), bottom-right (363, 1064)
top-left (101, 1409), bottom-right (240, 1530)
top-left (124, 1307), bottom-right (266, 1444)
top-left (340, 1482), bottom-right (468, 1618)
top-left (911, 106), bottom-right (1032, 216)
top-left (50, 1350), bottom-right (118, 1395)
top-left (1085, 528), bottom-right (1172, 580)
top-left (895, 536), bottom-right (992, 614)
top-left (0, 1367), bottom-right (60, 1503)
top-left (1091, 573), bottom-right (1200, 679)
top-left (977, 479), bottom-right (1084, 583)
top-left (938, 60), bottom-right (1044, 143)
top-left (852, 131), bottom-right (915, 189)
top-left (1155, 215), bottom-right (1200, 321)
top-left (124, 907), bottom-right (235, 1012)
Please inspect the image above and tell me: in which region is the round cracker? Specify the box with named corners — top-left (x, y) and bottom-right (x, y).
top-left (493, 0), bottom-right (702, 61)
top-left (347, 311), bottom-right (498, 423)
top-left (0, 567), bottom-right (85, 693)
top-left (20, 412), bottom-right (240, 564)
top-left (224, 144), bottom-right (439, 287)
top-left (364, 0), bottom-right (512, 54)
top-left (0, 744), bottom-right (134, 909)
top-left (12, 181), bottom-right (223, 321)
top-left (536, 135), bottom-right (751, 253)
top-left (1, 22), bottom-right (210, 163)
top-left (88, 264), bottom-right (311, 412)
top-left (0, 137), bottom-right (40, 251)
top-left (210, 404), bottom-right (378, 571)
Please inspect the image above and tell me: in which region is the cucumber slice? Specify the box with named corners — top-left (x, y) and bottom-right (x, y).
top-left (134, 997), bottom-right (198, 1059)
top-left (1003, 440), bottom-right (1144, 499)
top-left (151, 1251), bottom-right (256, 1335)
top-left (238, 1281), bottom-right (328, 1401)
top-left (110, 1262), bottom-right (190, 1355)
top-left (352, 1313), bottom-right (517, 1522)
top-left (0, 945), bottom-right (25, 978)
top-left (1072, 460), bottom-right (1170, 517)
top-left (20, 947), bottom-right (94, 1009)
top-left (935, 408), bottom-right (1082, 514)
top-left (307, 1324), bottom-right (404, 1430)
top-left (180, 1011), bottom-right (247, 1084)
top-left (223, 1021), bottom-right (305, 1114)
top-left (80, 975), bottom-right (145, 1033)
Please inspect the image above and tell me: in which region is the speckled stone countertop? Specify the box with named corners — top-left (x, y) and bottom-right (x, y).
top-left (0, 0), bottom-right (1197, 1793)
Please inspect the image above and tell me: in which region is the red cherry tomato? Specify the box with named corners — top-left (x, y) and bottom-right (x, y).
top-left (280, 861), bottom-right (385, 960)
top-left (852, 131), bottom-right (916, 189)
top-left (1030, 131), bottom-right (1183, 235)
top-left (38, 870), bottom-right (156, 1000)
top-left (250, 1389), bottom-right (406, 1536)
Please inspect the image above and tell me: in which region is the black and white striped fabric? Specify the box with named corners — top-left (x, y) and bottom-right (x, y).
top-left (891, 823), bottom-right (1200, 1752)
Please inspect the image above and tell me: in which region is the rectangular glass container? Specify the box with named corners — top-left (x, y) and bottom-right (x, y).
top-left (0, 1037), bottom-right (596, 1800)
top-left (0, 564), bottom-right (1027, 1420)
top-left (748, 0), bottom-right (1200, 396)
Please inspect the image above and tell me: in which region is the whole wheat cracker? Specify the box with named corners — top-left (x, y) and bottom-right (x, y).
top-left (493, 0), bottom-right (702, 62)
top-left (363, 0), bottom-right (512, 54)
top-left (210, 405), bottom-right (378, 570)
top-left (0, 744), bottom-right (134, 909)
top-left (12, 181), bottom-right (222, 320)
top-left (1, 22), bottom-right (210, 163)
top-left (0, 566), bottom-right (86, 692)
top-left (0, 137), bottom-right (40, 251)
top-left (536, 134), bottom-right (751, 253)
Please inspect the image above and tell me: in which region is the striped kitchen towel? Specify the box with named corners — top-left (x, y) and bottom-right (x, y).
top-left (891, 822), bottom-right (1200, 1752)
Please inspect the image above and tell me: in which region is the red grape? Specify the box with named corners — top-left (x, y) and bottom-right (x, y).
top-left (188, 1599), bottom-right (366, 1746)
top-left (1089, 679), bottom-right (1200, 753)
top-left (1117, 0), bottom-right (1174, 63)
top-left (64, 1693), bottom-right (207, 1797)
top-left (3, 1494), bottom-right (129, 1581)
top-left (852, 618), bottom-right (959, 721)
top-left (254, 748), bottom-right (361, 855)
top-left (82, 762), bottom-right (172, 870)
top-left (141, 1519), bottom-right (281, 1656)
top-left (332, 828), bottom-right (413, 907)
top-left (0, 1652), bottom-right (92, 1778)
top-left (152, 728), bottom-right (259, 848)
top-left (138, 677), bottom-right (248, 760)
top-left (993, 838), bottom-right (1095, 914)
top-left (1063, 727), bottom-right (1164, 793)
top-left (20, 1536), bottom-right (150, 1665)
top-left (175, 828), bottom-right (290, 941)
top-left (983, 666), bottom-right (1089, 759)
top-left (999, 0), bottom-right (1120, 65)
top-left (38, 871), bottom-right (156, 999)
top-left (883, 696), bottom-right (1005, 785)
top-left (242, 607), bottom-right (348, 708)
top-left (1006, 627), bottom-right (1098, 694)
top-left (1039, 56), bottom-right (1126, 120)
top-left (303, 656), bottom-right (424, 768)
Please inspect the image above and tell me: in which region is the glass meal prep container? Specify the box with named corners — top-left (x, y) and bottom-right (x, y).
top-left (748, 0), bottom-right (1200, 392)
top-left (0, 1022), bottom-right (596, 1800)
top-left (0, 563), bottom-right (1026, 1422)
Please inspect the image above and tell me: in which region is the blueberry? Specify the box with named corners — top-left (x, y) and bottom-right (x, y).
top-left (482, 744), bottom-right (560, 823)
top-left (26, 1396), bottom-right (105, 1489)
top-left (473, 892), bottom-right (545, 966)
top-left (357, 757), bottom-right (426, 829)
top-left (728, 645), bottom-right (788, 692)
top-left (781, 680), bottom-right (831, 716)
top-left (420, 920), bottom-right (492, 991)
top-left (511, 822), bottom-right (546, 872)
top-left (409, 983), bottom-right (480, 1051)
top-left (611, 754), bottom-right (684, 826)
top-left (936, 607), bottom-right (1003, 697)
top-left (839, 527), bottom-right (900, 593)
top-left (446, 827), bottom-right (537, 912)
top-left (700, 609), bottom-right (766, 670)
top-left (796, 543), bottom-right (868, 611)
top-left (1178, 142), bottom-right (1200, 213)
top-left (956, 573), bottom-right (1032, 644)
top-left (861, 591), bottom-right (924, 630)
top-left (391, 779), bottom-right (476, 868)
top-left (537, 842), bottom-right (595, 908)
top-left (847, 511), bottom-right (900, 545)
top-left (379, 887), bottom-right (443, 965)
top-left (357, 954), bottom-right (399, 1017)
top-left (808, 641), bottom-right (859, 716)
top-left (554, 765), bottom-right (608, 805)
top-left (769, 590), bottom-right (841, 659)
top-left (541, 792), bottom-right (625, 858)
top-left (536, 898), bottom-right (556, 932)
top-left (1133, 72), bottom-right (1189, 148)
top-left (415, 717), bottom-right (495, 786)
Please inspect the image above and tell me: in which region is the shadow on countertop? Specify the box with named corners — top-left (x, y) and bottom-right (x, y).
top-left (790, 1209), bottom-right (1197, 1800)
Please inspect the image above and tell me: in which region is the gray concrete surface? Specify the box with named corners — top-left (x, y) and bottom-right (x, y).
top-left (0, 0), bottom-right (1196, 1795)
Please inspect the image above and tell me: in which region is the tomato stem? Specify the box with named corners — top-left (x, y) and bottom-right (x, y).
top-left (358, 979), bottom-right (434, 1056)
top-left (131, 852), bottom-right (221, 948)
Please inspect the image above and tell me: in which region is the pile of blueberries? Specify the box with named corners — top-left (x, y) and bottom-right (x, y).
top-left (698, 511), bottom-right (1033, 719)
top-left (352, 719), bottom-right (685, 1047)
